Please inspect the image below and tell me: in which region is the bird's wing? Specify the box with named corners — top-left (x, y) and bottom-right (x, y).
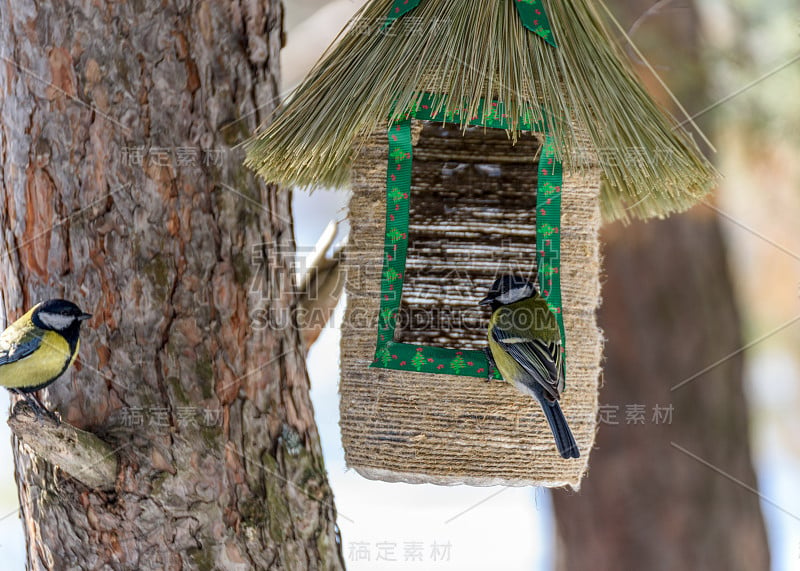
top-left (491, 312), bottom-right (563, 401)
top-left (0, 322), bottom-right (46, 366)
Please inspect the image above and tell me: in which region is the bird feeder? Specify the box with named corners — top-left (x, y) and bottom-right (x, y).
top-left (246, 0), bottom-right (714, 488)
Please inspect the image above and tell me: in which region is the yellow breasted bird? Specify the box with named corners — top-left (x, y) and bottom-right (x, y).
top-left (0, 300), bottom-right (92, 415)
top-left (480, 275), bottom-right (579, 459)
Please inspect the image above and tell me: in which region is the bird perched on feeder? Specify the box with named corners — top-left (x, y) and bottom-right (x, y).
top-left (480, 275), bottom-right (579, 459)
top-left (0, 299), bottom-right (92, 416)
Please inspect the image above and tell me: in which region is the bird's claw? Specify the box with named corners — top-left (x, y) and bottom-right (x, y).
top-left (15, 394), bottom-right (60, 423)
top-left (483, 346), bottom-right (498, 382)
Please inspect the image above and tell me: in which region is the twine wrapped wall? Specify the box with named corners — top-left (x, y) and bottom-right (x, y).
top-left (340, 121), bottom-right (603, 487)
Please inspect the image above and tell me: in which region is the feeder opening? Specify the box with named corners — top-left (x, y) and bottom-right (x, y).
top-left (395, 122), bottom-right (543, 352)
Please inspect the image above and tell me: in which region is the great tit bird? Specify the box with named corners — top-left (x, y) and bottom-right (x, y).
top-left (0, 299), bottom-right (92, 415)
top-left (480, 275), bottom-right (579, 459)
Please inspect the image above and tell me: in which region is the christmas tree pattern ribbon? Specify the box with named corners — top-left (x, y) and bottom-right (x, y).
top-left (371, 94), bottom-right (564, 379)
top-left (383, 0), bottom-right (556, 47)
top-left (383, 0), bottom-right (421, 28)
top-left (514, 0), bottom-right (557, 46)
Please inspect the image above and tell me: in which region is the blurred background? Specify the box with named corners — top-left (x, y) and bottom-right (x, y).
top-left (2, 0), bottom-right (799, 568)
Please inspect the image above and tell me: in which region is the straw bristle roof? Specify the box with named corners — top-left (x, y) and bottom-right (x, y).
top-left (245, 0), bottom-right (716, 222)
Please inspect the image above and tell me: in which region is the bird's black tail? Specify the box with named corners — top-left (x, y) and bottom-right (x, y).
top-left (538, 396), bottom-right (580, 459)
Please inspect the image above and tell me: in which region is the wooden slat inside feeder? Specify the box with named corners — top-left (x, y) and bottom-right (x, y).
top-left (396, 123), bottom-right (541, 351)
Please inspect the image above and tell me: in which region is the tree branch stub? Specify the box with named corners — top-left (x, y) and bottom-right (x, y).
top-left (8, 401), bottom-right (118, 491)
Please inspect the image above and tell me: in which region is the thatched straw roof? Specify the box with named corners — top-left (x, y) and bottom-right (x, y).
top-left (245, 0), bottom-right (716, 222)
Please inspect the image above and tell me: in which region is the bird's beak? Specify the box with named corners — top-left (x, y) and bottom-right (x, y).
top-left (78, 312), bottom-right (92, 321)
top-left (478, 296), bottom-right (492, 306)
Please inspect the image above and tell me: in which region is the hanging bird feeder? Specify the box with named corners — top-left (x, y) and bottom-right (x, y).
top-left (246, 0), bottom-right (715, 488)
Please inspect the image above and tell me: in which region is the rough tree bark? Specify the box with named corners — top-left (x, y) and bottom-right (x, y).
top-left (0, 1), bottom-right (345, 569)
top-left (552, 1), bottom-right (770, 570)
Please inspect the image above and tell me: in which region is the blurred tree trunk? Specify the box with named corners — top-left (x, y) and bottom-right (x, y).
top-left (552, 1), bottom-right (770, 570)
top-left (0, 1), bottom-right (344, 569)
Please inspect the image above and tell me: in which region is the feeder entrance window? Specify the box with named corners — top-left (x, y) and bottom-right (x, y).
top-left (395, 123), bottom-right (542, 352)
top-left (372, 97), bottom-right (566, 378)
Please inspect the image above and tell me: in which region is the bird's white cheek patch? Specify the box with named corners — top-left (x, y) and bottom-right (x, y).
top-left (38, 313), bottom-right (74, 331)
top-left (496, 285), bottom-right (534, 305)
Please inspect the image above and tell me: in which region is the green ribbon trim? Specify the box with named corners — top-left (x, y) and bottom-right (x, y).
top-left (514, 0), bottom-right (557, 47)
top-left (536, 136), bottom-right (565, 345)
top-left (382, 0), bottom-right (556, 46)
top-left (370, 93), bottom-right (565, 380)
top-left (382, 0), bottom-right (422, 30)
top-left (391, 93), bottom-right (550, 131)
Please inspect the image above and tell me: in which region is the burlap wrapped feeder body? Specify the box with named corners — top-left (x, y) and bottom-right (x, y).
top-left (245, 0), bottom-right (716, 489)
top-left (340, 121), bottom-right (601, 487)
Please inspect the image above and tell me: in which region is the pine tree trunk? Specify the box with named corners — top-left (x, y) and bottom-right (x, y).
top-left (0, 1), bottom-right (345, 569)
top-left (552, 1), bottom-right (769, 569)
